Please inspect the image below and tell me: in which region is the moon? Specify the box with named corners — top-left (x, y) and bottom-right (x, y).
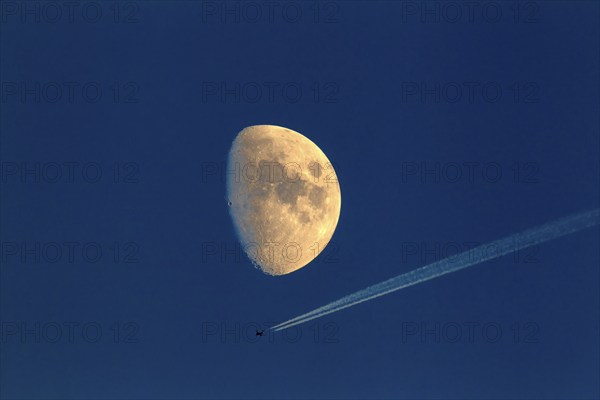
top-left (226, 125), bottom-right (342, 276)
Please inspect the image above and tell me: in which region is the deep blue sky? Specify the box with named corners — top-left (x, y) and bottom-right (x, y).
top-left (1, 1), bottom-right (599, 399)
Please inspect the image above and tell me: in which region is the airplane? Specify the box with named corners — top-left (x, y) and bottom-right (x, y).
top-left (256, 329), bottom-right (265, 336)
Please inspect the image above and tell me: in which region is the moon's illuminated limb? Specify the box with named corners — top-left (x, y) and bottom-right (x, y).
top-left (271, 208), bottom-right (600, 331)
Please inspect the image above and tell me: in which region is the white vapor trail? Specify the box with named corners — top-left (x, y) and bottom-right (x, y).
top-left (271, 209), bottom-right (599, 332)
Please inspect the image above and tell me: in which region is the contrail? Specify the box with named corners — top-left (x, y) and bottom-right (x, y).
top-left (271, 209), bottom-right (599, 332)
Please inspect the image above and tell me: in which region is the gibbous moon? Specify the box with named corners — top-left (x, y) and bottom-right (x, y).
top-left (227, 125), bottom-right (342, 276)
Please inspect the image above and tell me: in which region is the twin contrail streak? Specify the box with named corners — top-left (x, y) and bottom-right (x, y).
top-left (271, 209), bottom-right (599, 332)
